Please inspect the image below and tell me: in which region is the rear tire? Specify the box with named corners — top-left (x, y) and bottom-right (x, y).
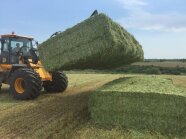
top-left (44, 71), bottom-right (68, 93)
top-left (9, 68), bottom-right (42, 100)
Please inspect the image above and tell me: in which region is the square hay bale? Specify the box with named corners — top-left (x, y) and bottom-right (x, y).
top-left (89, 76), bottom-right (186, 137)
top-left (39, 13), bottom-right (144, 71)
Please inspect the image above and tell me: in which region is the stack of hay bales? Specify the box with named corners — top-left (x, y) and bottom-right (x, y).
top-left (39, 13), bottom-right (144, 72)
top-left (89, 76), bottom-right (186, 136)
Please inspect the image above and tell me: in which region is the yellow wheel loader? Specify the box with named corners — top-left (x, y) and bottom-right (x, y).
top-left (0, 33), bottom-right (68, 100)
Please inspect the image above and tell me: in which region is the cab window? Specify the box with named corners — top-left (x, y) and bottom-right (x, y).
top-left (10, 38), bottom-right (33, 56)
top-left (0, 39), bottom-right (9, 52)
top-left (11, 41), bottom-right (23, 50)
top-left (3, 40), bottom-right (9, 52)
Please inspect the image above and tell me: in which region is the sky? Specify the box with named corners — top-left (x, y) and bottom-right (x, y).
top-left (0, 0), bottom-right (186, 59)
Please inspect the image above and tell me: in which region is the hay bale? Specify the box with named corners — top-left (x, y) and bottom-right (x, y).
top-left (89, 76), bottom-right (186, 136)
top-left (39, 13), bottom-right (144, 71)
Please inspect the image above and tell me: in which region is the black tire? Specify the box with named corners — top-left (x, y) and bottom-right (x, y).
top-left (44, 71), bottom-right (68, 93)
top-left (9, 68), bottom-right (42, 100)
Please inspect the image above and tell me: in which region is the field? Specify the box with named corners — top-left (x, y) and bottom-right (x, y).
top-left (0, 73), bottom-right (186, 139)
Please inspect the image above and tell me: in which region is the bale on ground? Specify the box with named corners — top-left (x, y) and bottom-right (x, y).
top-left (89, 76), bottom-right (186, 137)
top-left (39, 13), bottom-right (144, 72)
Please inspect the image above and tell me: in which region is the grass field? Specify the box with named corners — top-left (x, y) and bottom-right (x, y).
top-left (0, 73), bottom-right (185, 139)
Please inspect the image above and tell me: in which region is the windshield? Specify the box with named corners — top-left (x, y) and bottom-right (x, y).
top-left (10, 38), bottom-right (33, 56)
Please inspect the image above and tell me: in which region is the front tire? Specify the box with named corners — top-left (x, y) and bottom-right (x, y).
top-left (9, 68), bottom-right (42, 100)
top-left (44, 71), bottom-right (68, 93)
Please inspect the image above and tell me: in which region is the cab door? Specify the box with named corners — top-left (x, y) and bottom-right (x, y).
top-left (9, 39), bottom-right (20, 64)
top-left (0, 39), bottom-right (10, 64)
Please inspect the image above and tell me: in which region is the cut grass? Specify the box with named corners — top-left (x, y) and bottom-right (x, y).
top-left (72, 123), bottom-right (167, 139)
top-left (0, 74), bottom-right (121, 139)
top-left (89, 76), bottom-right (186, 137)
top-left (0, 73), bottom-right (185, 139)
top-left (39, 13), bottom-right (143, 71)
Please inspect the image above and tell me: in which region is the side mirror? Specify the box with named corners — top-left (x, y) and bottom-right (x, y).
top-left (33, 40), bottom-right (39, 48)
top-left (35, 41), bottom-right (39, 46)
top-left (29, 48), bottom-right (38, 64)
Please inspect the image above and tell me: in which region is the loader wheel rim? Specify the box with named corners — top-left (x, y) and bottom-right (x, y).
top-left (14, 78), bottom-right (25, 94)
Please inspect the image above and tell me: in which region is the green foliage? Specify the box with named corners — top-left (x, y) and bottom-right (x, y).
top-left (89, 76), bottom-right (186, 137)
top-left (115, 65), bottom-right (186, 75)
top-left (39, 13), bottom-right (144, 72)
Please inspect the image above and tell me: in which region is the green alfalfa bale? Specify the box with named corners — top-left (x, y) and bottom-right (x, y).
top-left (39, 13), bottom-right (144, 72)
top-left (89, 76), bottom-right (186, 137)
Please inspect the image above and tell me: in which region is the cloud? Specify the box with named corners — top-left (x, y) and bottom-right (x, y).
top-left (117, 0), bottom-right (147, 7)
top-left (116, 0), bottom-right (186, 32)
top-left (118, 12), bottom-right (186, 32)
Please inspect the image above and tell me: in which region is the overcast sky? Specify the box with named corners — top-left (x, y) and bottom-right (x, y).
top-left (0, 0), bottom-right (186, 59)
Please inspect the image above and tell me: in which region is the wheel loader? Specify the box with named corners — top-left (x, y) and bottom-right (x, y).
top-left (0, 33), bottom-right (68, 100)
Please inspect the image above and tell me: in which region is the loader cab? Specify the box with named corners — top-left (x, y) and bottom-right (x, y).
top-left (0, 34), bottom-right (38, 64)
